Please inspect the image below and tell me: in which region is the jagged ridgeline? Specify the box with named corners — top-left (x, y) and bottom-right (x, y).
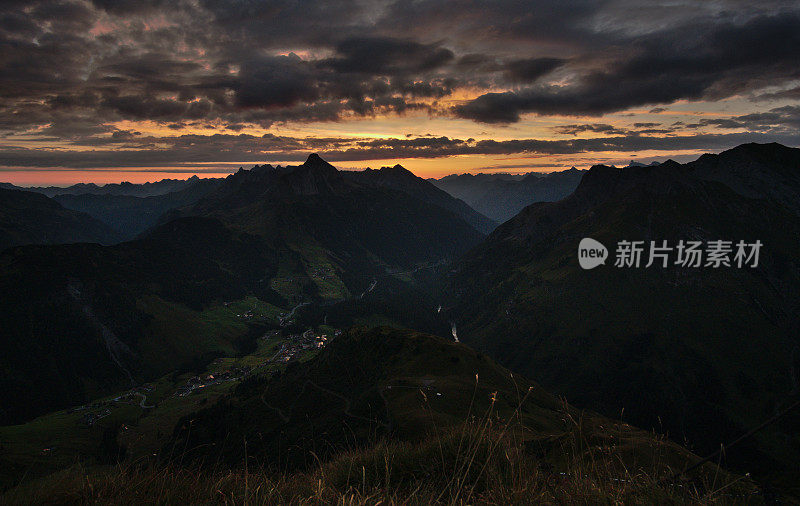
top-left (447, 143), bottom-right (800, 486)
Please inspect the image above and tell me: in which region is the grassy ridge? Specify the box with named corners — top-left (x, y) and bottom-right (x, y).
top-left (0, 327), bottom-right (759, 503)
top-left (2, 395), bottom-right (755, 504)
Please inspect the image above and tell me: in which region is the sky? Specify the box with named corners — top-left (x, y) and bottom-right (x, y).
top-left (1, 0), bottom-right (799, 185)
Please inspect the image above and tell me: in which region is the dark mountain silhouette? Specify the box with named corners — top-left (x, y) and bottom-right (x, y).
top-left (0, 188), bottom-right (120, 252)
top-left (688, 142), bottom-right (800, 215)
top-left (345, 164), bottom-right (496, 233)
top-left (447, 142), bottom-right (800, 485)
top-left (174, 154), bottom-right (485, 295)
top-left (432, 167), bottom-right (585, 223)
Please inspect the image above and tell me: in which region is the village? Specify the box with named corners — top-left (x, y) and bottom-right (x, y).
top-left (174, 327), bottom-right (341, 395)
top-left (270, 328), bottom-right (340, 362)
top-left (173, 365), bottom-right (253, 397)
top-left (66, 326), bottom-right (342, 428)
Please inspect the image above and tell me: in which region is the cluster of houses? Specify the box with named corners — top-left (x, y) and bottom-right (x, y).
top-left (66, 399), bottom-right (111, 426)
top-left (63, 327), bottom-right (343, 429)
top-left (174, 366), bottom-right (252, 397)
top-left (236, 309), bottom-right (265, 319)
top-left (113, 383), bottom-right (154, 403)
top-left (271, 328), bottom-right (340, 362)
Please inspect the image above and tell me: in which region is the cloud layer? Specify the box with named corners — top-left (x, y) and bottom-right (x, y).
top-left (1, 0), bottom-right (799, 172)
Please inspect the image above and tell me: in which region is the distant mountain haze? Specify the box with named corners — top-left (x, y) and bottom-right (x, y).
top-left (432, 167), bottom-right (585, 223)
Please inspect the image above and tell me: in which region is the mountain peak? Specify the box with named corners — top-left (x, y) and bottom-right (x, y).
top-left (659, 159), bottom-right (682, 170)
top-left (276, 153), bottom-right (343, 195)
top-left (377, 164), bottom-right (414, 177)
top-left (304, 153), bottom-right (335, 168)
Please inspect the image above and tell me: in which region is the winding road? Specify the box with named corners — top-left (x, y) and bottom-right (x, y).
top-left (134, 392), bottom-right (154, 409)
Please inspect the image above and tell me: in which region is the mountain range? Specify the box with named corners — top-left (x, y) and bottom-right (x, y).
top-left (51, 177), bottom-right (223, 240)
top-left (0, 176), bottom-right (204, 198)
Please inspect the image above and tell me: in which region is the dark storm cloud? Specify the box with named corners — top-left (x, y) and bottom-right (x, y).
top-left (375, 0), bottom-right (603, 46)
top-left (455, 12), bottom-right (800, 121)
top-left (235, 54), bottom-right (320, 109)
top-left (0, 1), bottom-right (459, 132)
top-left (503, 57), bottom-right (565, 83)
top-left (326, 37), bottom-right (454, 75)
top-left (89, 0), bottom-right (172, 15)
